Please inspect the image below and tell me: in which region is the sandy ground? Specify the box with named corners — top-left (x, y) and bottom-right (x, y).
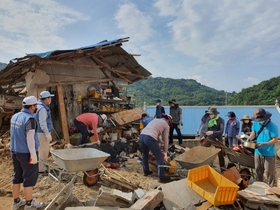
top-left (1, 128), bottom-right (280, 209)
top-left (0, 142), bottom-right (163, 209)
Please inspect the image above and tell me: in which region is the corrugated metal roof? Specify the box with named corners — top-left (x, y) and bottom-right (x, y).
top-left (146, 106), bottom-right (280, 135)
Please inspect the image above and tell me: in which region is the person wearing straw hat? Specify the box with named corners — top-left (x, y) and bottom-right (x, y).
top-left (10, 96), bottom-right (44, 210)
top-left (247, 108), bottom-right (278, 187)
top-left (240, 115), bottom-right (253, 136)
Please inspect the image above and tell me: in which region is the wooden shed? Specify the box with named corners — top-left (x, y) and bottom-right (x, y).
top-left (0, 37), bottom-right (151, 141)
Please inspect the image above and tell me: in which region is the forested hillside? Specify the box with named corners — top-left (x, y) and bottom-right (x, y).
top-left (1, 60), bottom-right (278, 106)
top-left (229, 76), bottom-right (280, 105)
top-left (127, 77), bottom-right (236, 106)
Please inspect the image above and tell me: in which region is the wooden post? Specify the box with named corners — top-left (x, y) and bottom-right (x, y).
top-left (56, 85), bottom-right (69, 143)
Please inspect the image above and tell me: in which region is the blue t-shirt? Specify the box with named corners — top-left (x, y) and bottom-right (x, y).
top-left (252, 120), bottom-right (278, 156)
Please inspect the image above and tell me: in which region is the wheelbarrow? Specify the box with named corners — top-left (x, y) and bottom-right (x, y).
top-left (174, 146), bottom-right (221, 169)
top-left (50, 148), bottom-right (110, 186)
top-left (162, 146), bottom-right (221, 178)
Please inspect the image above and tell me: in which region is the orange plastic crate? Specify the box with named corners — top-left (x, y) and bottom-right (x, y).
top-left (187, 165), bottom-right (239, 206)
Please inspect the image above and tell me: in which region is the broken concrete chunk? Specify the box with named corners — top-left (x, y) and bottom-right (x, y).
top-left (94, 186), bottom-right (133, 208)
top-left (133, 188), bottom-right (146, 200)
top-left (130, 189), bottom-right (163, 210)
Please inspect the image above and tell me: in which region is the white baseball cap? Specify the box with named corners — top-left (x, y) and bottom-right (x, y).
top-left (100, 114), bottom-right (107, 122)
top-left (40, 91), bottom-right (54, 99)
top-left (22, 96), bottom-right (38, 105)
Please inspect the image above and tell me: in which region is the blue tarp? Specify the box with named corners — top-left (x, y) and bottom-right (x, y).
top-left (26, 38), bottom-right (123, 58)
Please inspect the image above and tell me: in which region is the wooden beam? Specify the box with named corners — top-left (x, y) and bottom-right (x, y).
top-left (36, 78), bottom-right (112, 88)
top-left (102, 53), bottom-right (141, 58)
top-left (56, 85), bottom-right (69, 143)
top-left (7, 74), bottom-right (27, 89)
top-left (110, 68), bottom-right (146, 79)
top-left (89, 57), bottom-right (116, 87)
top-left (91, 55), bottom-right (132, 84)
top-left (38, 60), bottom-right (103, 69)
top-left (5, 85), bottom-right (26, 90)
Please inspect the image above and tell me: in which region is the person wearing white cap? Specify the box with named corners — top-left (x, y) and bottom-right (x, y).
top-left (34, 90), bottom-right (54, 175)
top-left (74, 113), bottom-right (107, 145)
top-left (10, 96), bottom-right (44, 210)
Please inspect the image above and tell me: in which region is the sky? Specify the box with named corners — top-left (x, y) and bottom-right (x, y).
top-left (0, 0), bottom-right (280, 93)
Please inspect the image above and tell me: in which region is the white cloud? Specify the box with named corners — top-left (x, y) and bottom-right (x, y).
top-left (153, 0), bottom-right (180, 16)
top-left (154, 0), bottom-right (280, 76)
top-left (114, 3), bottom-right (154, 42)
top-left (0, 0), bottom-right (89, 62)
top-left (187, 75), bottom-right (215, 88)
top-left (243, 77), bottom-right (260, 86)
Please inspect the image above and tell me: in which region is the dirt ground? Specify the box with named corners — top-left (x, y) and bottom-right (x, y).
top-left (1, 126), bottom-right (280, 209)
top-left (0, 127), bottom-right (164, 209)
top-left (0, 150), bottom-right (164, 209)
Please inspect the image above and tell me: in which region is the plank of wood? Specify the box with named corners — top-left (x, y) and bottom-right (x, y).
top-left (269, 187), bottom-right (280, 197)
top-left (56, 85), bottom-right (69, 143)
top-left (37, 78), bottom-right (112, 88)
top-left (196, 201), bottom-right (213, 210)
top-left (111, 108), bottom-right (144, 126)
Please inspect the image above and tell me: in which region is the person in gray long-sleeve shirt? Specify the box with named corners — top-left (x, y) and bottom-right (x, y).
top-left (34, 91), bottom-right (54, 174)
top-left (140, 115), bottom-right (173, 183)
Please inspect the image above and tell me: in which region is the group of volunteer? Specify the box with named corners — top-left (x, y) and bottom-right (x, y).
top-left (10, 91), bottom-right (107, 210)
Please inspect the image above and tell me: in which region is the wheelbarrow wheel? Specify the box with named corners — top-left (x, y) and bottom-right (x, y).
top-left (83, 169), bottom-right (99, 187)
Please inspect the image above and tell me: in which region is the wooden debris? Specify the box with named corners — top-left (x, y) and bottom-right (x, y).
top-left (238, 190), bottom-right (280, 209)
top-left (269, 187), bottom-right (280, 197)
top-left (196, 201), bottom-right (213, 210)
top-left (130, 189), bottom-right (163, 210)
top-left (111, 108), bottom-right (144, 126)
top-left (99, 164), bottom-right (139, 192)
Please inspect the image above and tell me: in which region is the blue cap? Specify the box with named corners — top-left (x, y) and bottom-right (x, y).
top-left (40, 91), bottom-right (54, 99)
top-left (156, 99), bottom-right (161, 103)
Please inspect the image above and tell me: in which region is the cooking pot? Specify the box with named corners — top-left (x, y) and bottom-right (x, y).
top-left (242, 140), bottom-right (256, 149)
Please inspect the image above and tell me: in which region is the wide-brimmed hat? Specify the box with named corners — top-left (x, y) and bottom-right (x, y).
top-left (251, 108), bottom-right (272, 122)
top-left (240, 115), bottom-right (251, 121)
top-left (168, 99), bottom-right (178, 104)
top-left (207, 107), bottom-right (219, 114)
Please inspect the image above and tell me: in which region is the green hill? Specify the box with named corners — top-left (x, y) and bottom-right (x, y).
top-left (0, 62), bottom-right (7, 71)
top-left (228, 76), bottom-right (280, 105)
top-left (127, 77), bottom-right (236, 106)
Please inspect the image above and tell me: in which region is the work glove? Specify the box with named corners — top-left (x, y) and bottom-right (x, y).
top-left (196, 129), bottom-right (200, 135)
top-left (96, 140), bottom-right (101, 146)
top-left (29, 155), bottom-right (38, 164)
top-left (256, 143), bottom-right (267, 148)
top-left (205, 131), bottom-right (213, 136)
top-left (46, 133), bottom-right (52, 142)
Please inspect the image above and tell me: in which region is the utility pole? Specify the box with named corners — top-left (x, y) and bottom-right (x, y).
top-left (225, 91), bottom-right (228, 105)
